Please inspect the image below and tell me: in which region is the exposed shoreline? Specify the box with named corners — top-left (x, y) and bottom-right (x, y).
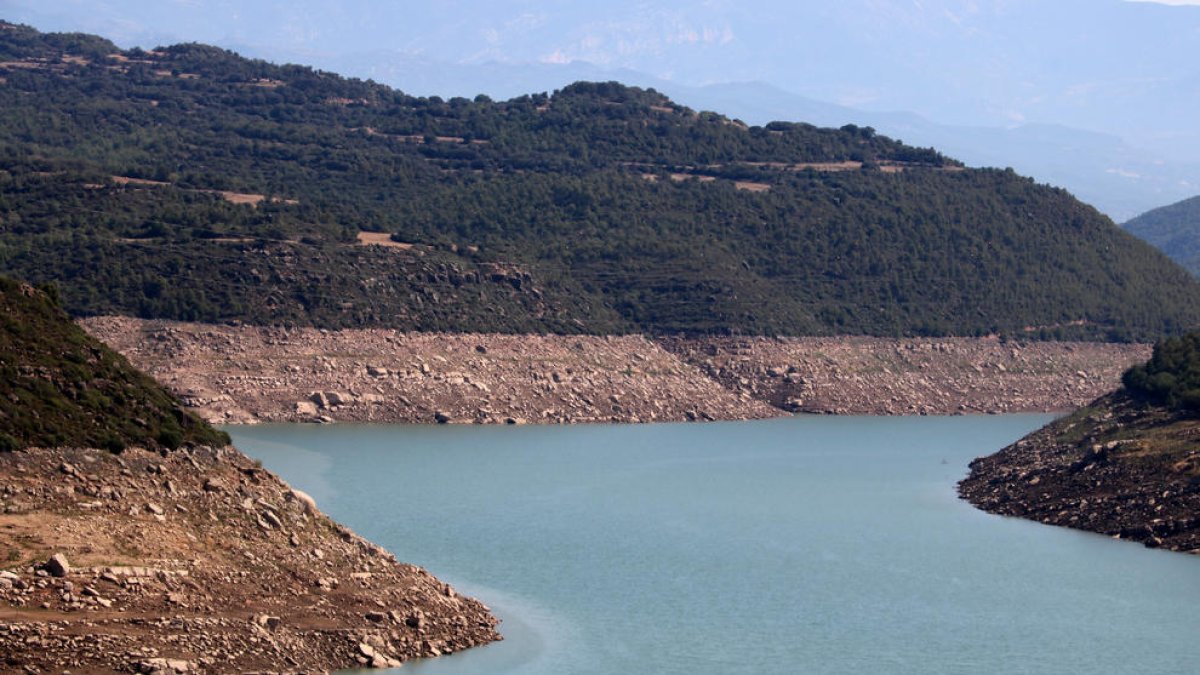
top-left (0, 443), bottom-right (500, 672)
top-left (958, 391), bottom-right (1200, 554)
top-left (83, 316), bottom-right (1150, 425)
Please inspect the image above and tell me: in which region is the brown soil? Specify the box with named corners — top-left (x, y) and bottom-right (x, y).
top-left (0, 445), bottom-right (499, 673)
top-left (733, 181), bottom-right (771, 192)
top-left (355, 232), bottom-right (414, 249)
top-left (80, 317), bottom-right (780, 426)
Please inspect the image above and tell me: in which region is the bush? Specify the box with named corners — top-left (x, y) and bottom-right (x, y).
top-left (1122, 332), bottom-right (1200, 411)
top-left (156, 427), bottom-right (184, 450)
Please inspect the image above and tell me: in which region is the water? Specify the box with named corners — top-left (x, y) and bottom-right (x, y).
top-left (228, 416), bottom-right (1200, 674)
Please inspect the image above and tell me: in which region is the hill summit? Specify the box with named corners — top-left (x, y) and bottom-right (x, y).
top-left (2, 22), bottom-right (1199, 340)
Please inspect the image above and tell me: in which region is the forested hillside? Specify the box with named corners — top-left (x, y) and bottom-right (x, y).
top-left (1124, 195), bottom-right (1200, 277)
top-left (0, 276), bottom-right (229, 451)
top-left (2, 22), bottom-right (1199, 340)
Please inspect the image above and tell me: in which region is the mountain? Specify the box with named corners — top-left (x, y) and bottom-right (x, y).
top-left (0, 276), bottom-right (228, 451)
top-left (659, 81), bottom-right (1200, 222)
top-left (960, 333), bottom-right (1200, 553)
top-left (1123, 195), bottom-right (1200, 275)
top-left (8, 0), bottom-right (1200, 158)
top-left (10, 3), bottom-right (1200, 221)
top-left (2, 23), bottom-right (1200, 341)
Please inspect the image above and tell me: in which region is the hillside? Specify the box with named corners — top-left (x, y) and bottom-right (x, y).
top-left (959, 333), bottom-right (1200, 552)
top-left (0, 276), bottom-right (228, 451)
top-left (2, 23), bottom-right (1200, 340)
top-left (1124, 195), bottom-right (1200, 276)
top-left (0, 273), bottom-right (500, 670)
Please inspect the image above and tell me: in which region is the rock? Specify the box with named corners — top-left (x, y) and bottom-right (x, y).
top-left (202, 477), bottom-right (226, 492)
top-left (434, 411), bottom-right (452, 424)
top-left (326, 391), bottom-right (350, 406)
top-left (261, 509), bottom-right (283, 528)
top-left (367, 365), bottom-right (389, 377)
top-left (291, 488), bottom-right (318, 513)
top-left (45, 553), bottom-right (70, 578)
top-left (146, 502), bottom-right (165, 515)
top-left (253, 614), bottom-right (282, 630)
top-left (309, 392), bottom-right (330, 409)
top-left (365, 610), bottom-right (388, 622)
top-left (137, 658), bottom-right (195, 673)
top-left (295, 400), bottom-right (319, 416)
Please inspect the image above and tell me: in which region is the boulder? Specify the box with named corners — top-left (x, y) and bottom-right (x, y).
top-left (45, 553), bottom-right (70, 578)
top-left (290, 488), bottom-right (317, 514)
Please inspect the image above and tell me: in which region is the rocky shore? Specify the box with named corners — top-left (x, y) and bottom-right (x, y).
top-left (661, 336), bottom-right (1150, 415)
top-left (81, 317), bottom-right (781, 425)
top-left (83, 317), bottom-right (1150, 424)
top-left (959, 391), bottom-right (1200, 553)
top-left (0, 443), bottom-right (500, 673)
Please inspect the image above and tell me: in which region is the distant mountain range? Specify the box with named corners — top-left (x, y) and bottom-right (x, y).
top-left (6, 0), bottom-right (1199, 220)
top-left (2, 22), bottom-right (1199, 342)
top-left (1124, 195), bottom-right (1200, 275)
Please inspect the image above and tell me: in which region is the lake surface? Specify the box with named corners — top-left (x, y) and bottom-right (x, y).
top-left (228, 416), bottom-right (1200, 674)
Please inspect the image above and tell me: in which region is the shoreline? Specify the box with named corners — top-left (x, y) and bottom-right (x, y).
top-left (0, 443), bottom-right (501, 672)
top-left (958, 391), bottom-right (1200, 554)
top-left (83, 316), bottom-right (1150, 426)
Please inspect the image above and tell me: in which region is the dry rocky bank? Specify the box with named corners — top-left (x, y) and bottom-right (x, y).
top-left (83, 317), bottom-right (1150, 425)
top-left (0, 443), bottom-right (499, 673)
top-left (959, 391), bottom-right (1200, 554)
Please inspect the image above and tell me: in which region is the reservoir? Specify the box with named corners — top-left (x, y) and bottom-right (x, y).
top-left (229, 416), bottom-right (1200, 674)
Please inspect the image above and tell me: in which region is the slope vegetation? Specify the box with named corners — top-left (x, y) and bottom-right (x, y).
top-left (2, 22), bottom-right (1199, 340)
top-left (0, 276), bottom-right (228, 451)
top-left (1123, 195), bottom-right (1200, 276)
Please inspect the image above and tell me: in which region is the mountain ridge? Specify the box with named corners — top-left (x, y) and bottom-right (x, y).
top-left (2, 22), bottom-right (1200, 341)
top-left (1123, 195), bottom-right (1200, 276)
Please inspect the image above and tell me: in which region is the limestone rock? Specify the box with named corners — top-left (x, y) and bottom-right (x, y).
top-left (45, 553), bottom-right (70, 578)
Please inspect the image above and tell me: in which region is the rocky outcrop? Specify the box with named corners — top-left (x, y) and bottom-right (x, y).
top-left (959, 391), bottom-right (1200, 553)
top-left (81, 317), bottom-right (1150, 424)
top-left (80, 317), bottom-right (780, 425)
top-left (0, 444), bottom-right (500, 672)
top-left (661, 336), bottom-right (1148, 415)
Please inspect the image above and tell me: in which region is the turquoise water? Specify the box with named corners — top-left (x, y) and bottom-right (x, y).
top-left (229, 416), bottom-right (1200, 674)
